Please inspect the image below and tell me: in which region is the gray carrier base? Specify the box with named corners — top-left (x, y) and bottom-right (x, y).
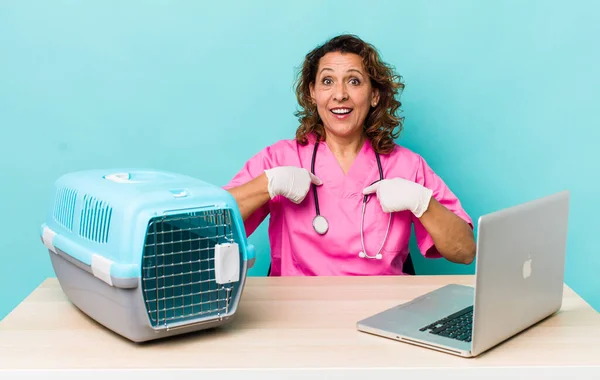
top-left (48, 247), bottom-right (245, 343)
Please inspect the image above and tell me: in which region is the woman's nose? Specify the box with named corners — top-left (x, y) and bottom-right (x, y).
top-left (333, 83), bottom-right (348, 102)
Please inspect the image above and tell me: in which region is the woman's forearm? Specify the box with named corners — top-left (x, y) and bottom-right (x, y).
top-left (226, 173), bottom-right (271, 221)
top-left (418, 198), bottom-right (476, 264)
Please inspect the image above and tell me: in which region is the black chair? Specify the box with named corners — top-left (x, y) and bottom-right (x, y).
top-left (403, 252), bottom-right (416, 275)
top-left (267, 252), bottom-right (416, 276)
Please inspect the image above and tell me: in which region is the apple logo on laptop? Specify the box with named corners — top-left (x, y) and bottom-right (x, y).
top-left (522, 255), bottom-right (532, 279)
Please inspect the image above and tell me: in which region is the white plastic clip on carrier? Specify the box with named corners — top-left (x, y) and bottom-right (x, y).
top-left (40, 169), bottom-right (255, 342)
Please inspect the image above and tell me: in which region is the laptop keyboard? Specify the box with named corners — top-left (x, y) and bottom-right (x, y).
top-left (419, 305), bottom-right (473, 342)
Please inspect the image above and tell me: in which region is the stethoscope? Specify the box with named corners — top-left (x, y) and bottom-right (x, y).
top-left (310, 141), bottom-right (392, 260)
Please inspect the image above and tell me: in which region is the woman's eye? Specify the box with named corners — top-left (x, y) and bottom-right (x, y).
top-left (322, 78), bottom-right (333, 85)
top-left (349, 78), bottom-right (360, 85)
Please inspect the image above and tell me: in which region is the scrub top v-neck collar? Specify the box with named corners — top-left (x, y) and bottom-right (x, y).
top-left (312, 139), bottom-right (378, 200)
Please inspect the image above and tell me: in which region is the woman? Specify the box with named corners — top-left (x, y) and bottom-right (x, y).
top-left (225, 34), bottom-right (475, 276)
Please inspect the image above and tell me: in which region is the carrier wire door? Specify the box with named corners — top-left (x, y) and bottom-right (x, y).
top-left (142, 209), bottom-right (239, 329)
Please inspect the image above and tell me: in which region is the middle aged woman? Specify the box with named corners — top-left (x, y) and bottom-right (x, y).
top-left (224, 34), bottom-right (476, 276)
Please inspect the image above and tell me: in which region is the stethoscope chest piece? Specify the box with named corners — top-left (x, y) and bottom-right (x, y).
top-left (313, 215), bottom-right (329, 235)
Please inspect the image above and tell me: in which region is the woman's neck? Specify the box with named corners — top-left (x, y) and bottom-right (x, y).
top-left (323, 131), bottom-right (366, 175)
top-left (324, 132), bottom-right (365, 159)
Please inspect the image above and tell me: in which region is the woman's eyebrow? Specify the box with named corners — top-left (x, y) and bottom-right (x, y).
top-left (318, 67), bottom-right (334, 75)
top-left (318, 67), bottom-right (364, 76)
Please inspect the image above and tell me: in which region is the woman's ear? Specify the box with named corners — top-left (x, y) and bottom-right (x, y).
top-left (371, 88), bottom-right (380, 107)
top-left (309, 83), bottom-right (316, 104)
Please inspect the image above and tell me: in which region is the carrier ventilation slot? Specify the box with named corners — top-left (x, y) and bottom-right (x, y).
top-left (78, 194), bottom-right (112, 244)
top-left (53, 187), bottom-right (78, 231)
top-left (141, 209), bottom-right (238, 328)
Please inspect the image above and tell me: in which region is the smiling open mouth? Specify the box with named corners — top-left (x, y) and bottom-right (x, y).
top-left (330, 108), bottom-right (353, 116)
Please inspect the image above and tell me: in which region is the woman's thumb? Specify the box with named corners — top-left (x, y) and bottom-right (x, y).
top-left (309, 173), bottom-right (323, 185)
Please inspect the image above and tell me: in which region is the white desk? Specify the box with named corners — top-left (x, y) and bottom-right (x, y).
top-left (1, 275), bottom-right (599, 379)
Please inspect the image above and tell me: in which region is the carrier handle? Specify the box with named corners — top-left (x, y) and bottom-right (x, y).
top-left (104, 172), bottom-right (143, 184)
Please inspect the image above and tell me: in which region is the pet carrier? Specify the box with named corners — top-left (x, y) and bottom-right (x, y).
top-left (40, 169), bottom-right (255, 342)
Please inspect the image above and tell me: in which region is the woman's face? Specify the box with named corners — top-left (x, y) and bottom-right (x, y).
top-left (310, 52), bottom-right (379, 141)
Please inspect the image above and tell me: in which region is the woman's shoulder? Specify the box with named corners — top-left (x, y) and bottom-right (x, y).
top-left (269, 137), bottom-right (301, 149)
top-left (381, 143), bottom-right (436, 180)
top-left (261, 137), bottom-right (302, 155)
top-left (385, 143), bottom-right (425, 164)
top-left (246, 137), bottom-right (305, 166)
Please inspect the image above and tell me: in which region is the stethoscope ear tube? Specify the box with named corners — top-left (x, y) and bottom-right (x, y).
top-left (311, 138), bottom-right (323, 218)
top-left (359, 199), bottom-right (392, 260)
top-left (312, 139), bottom-right (328, 235)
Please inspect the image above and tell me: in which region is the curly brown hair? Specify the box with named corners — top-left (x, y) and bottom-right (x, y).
top-left (294, 34), bottom-right (405, 154)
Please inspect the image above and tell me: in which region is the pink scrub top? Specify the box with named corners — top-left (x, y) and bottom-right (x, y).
top-left (224, 135), bottom-right (472, 276)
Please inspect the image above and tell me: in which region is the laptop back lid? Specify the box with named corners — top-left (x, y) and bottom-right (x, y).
top-left (471, 191), bottom-right (570, 356)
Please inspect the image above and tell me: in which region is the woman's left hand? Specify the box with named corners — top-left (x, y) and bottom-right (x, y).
top-left (362, 178), bottom-right (433, 217)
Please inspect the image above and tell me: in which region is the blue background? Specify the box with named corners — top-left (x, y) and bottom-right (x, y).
top-left (1, 0), bottom-right (599, 320)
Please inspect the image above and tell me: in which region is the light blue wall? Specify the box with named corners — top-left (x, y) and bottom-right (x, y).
top-left (1, 0), bottom-right (598, 320)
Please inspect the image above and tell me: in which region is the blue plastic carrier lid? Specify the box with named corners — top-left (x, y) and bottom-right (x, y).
top-left (41, 169), bottom-right (255, 288)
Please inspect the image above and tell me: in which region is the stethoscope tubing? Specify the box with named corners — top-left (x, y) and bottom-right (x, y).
top-left (310, 140), bottom-right (391, 260)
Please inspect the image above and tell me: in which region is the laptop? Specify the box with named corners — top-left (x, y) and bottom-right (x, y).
top-left (356, 190), bottom-right (570, 358)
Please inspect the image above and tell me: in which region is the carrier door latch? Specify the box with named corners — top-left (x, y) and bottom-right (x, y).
top-left (214, 243), bottom-right (240, 284)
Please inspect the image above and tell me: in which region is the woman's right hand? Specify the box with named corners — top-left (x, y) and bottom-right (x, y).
top-left (264, 166), bottom-right (322, 204)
